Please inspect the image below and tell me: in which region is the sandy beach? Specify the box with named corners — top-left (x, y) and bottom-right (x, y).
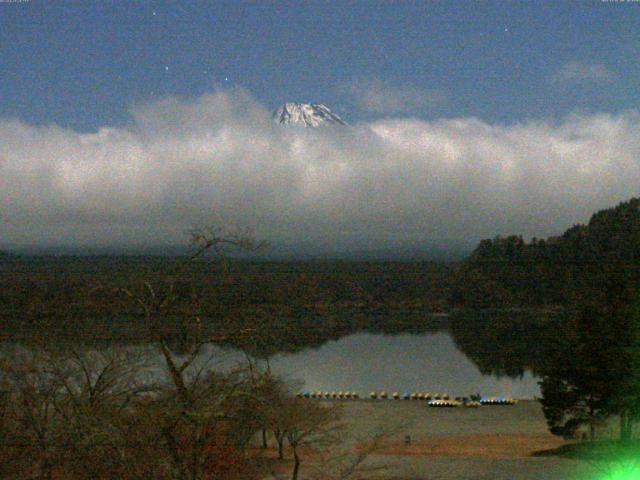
top-left (266, 399), bottom-right (600, 480)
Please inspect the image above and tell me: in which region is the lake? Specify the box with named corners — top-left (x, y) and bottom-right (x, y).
top-left (186, 329), bottom-right (542, 400)
top-left (2, 310), bottom-right (549, 400)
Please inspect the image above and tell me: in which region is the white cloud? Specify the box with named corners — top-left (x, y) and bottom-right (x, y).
top-left (551, 61), bottom-right (616, 84)
top-left (345, 79), bottom-right (446, 114)
top-left (1, 88), bottom-right (639, 253)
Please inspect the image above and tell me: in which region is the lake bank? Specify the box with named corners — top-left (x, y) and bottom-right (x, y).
top-left (264, 400), bottom-right (599, 479)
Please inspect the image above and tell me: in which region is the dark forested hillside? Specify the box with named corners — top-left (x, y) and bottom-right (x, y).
top-left (0, 256), bottom-right (454, 349)
top-left (453, 197), bottom-right (640, 308)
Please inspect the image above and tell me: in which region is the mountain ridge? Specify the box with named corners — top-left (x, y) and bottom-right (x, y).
top-left (273, 102), bottom-right (347, 127)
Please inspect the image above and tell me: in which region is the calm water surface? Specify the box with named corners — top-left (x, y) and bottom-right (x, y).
top-left (3, 326), bottom-right (542, 400)
top-left (193, 331), bottom-right (541, 399)
top-left (268, 332), bottom-right (540, 399)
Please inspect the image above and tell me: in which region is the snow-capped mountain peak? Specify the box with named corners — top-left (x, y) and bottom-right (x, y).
top-left (273, 102), bottom-right (347, 127)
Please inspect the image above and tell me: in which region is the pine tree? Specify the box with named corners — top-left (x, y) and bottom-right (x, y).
top-left (539, 275), bottom-right (640, 442)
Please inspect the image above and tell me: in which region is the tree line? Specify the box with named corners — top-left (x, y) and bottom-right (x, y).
top-left (459, 197), bottom-right (640, 443)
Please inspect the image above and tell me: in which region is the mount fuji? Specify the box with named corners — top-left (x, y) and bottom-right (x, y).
top-left (273, 102), bottom-right (347, 127)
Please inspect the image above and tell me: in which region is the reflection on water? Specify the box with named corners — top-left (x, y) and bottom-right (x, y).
top-left (267, 332), bottom-right (540, 399)
top-left (178, 330), bottom-right (541, 399)
top-left (2, 310), bottom-right (554, 400)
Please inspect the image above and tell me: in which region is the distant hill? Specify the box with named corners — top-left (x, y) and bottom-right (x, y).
top-left (453, 197), bottom-right (640, 308)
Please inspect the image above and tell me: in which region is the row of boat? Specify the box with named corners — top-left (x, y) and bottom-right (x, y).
top-left (479, 397), bottom-right (518, 405)
top-left (426, 397), bottom-right (518, 407)
top-left (296, 391), bottom-right (517, 405)
top-left (297, 391), bottom-right (360, 399)
top-left (370, 392), bottom-right (451, 400)
top-left (428, 399), bottom-right (480, 408)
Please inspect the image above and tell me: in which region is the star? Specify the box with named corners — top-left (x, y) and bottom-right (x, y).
top-left (165, 66), bottom-right (169, 71)
top-left (225, 77), bottom-right (229, 82)
top-left (504, 27), bottom-right (509, 32)
top-left (152, 11), bottom-right (157, 16)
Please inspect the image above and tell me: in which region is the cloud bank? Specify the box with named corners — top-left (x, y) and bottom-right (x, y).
top-left (551, 61), bottom-right (616, 84)
top-left (1, 88), bottom-right (639, 254)
top-left (345, 79), bottom-right (446, 114)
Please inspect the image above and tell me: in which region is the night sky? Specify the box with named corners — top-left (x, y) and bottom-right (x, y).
top-left (1, 1), bottom-right (639, 254)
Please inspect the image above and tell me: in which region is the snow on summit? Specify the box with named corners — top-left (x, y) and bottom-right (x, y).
top-left (273, 102), bottom-right (347, 127)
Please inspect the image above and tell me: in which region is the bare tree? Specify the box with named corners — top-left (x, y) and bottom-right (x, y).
top-left (0, 357), bottom-right (24, 478)
top-left (257, 375), bottom-right (295, 460)
top-left (45, 346), bottom-right (154, 479)
top-left (0, 226), bottom-right (269, 480)
top-left (0, 347), bottom-right (62, 480)
top-left (238, 327), bottom-right (305, 453)
top-left (116, 226), bottom-right (263, 398)
top-left (112, 226), bottom-right (267, 480)
top-left (281, 399), bottom-right (338, 480)
top-left (307, 430), bottom-right (393, 480)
